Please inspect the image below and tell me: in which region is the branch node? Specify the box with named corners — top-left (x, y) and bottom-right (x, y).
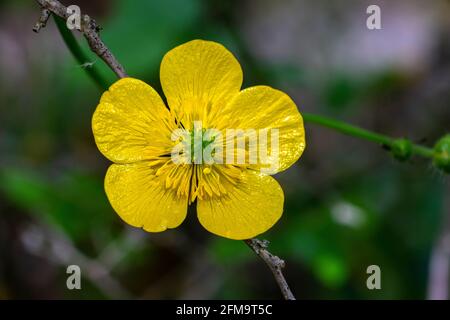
top-left (245, 238), bottom-right (295, 300)
top-left (33, 8), bottom-right (50, 33)
top-left (33, 0), bottom-right (127, 79)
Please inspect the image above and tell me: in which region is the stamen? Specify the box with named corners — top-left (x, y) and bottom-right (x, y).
top-left (160, 122), bottom-right (246, 202)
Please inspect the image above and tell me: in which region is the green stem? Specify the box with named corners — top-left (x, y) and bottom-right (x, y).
top-left (53, 15), bottom-right (109, 90)
top-left (303, 112), bottom-right (434, 158)
top-left (411, 144), bottom-right (434, 158)
top-left (303, 113), bottom-right (391, 145)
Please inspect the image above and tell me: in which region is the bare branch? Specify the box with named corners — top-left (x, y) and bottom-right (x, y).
top-left (33, 8), bottom-right (50, 32)
top-left (245, 238), bottom-right (295, 300)
top-left (33, 0), bottom-right (127, 78)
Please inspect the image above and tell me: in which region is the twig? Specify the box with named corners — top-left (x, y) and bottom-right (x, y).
top-left (32, 0), bottom-right (296, 300)
top-left (33, 0), bottom-right (127, 78)
top-left (245, 239), bottom-right (295, 300)
top-left (32, 8), bottom-right (50, 32)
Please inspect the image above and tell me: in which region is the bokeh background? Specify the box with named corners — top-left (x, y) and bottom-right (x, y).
top-left (0, 0), bottom-right (449, 299)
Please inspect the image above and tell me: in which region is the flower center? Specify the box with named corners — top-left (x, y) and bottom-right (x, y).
top-left (156, 120), bottom-right (252, 202)
top-left (189, 128), bottom-right (216, 163)
top-left (155, 127), bottom-right (245, 203)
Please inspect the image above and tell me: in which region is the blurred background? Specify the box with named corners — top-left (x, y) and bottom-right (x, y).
top-left (0, 0), bottom-right (449, 299)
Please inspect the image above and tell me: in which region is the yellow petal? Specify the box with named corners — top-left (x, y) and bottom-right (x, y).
top-left (105, 162), bottom-right (188, 232)
top-left (92, 78), bottom-right (176, 163)
top-left (160, 40), bottom-right (243, 128)
top-left (197, 170), bottom-right (284, 240)
top-left (213, 86), bottom-right (305, 174)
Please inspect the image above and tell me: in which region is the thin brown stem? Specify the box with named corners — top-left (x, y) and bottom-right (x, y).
top-left (32, 8), bottom-right (50, 32)
top-left (245, 239), bottom-right (295, 300)
top-left (33, 0), bottom-right (127, 78)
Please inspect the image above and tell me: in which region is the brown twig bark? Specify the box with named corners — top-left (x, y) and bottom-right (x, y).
top-left (245, 239), bottom-right (295, 300)
top-left (32, 8), bottom-right (50, 32)
top-left (32, 0), bottom-right (296, 300)
top-left (33, 0), bottom-right (127, 78)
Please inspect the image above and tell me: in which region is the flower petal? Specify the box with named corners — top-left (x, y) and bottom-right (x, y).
top-left (92, 78), bottom-right (176, 163)
top-left (160, 40), bottom-right (243, 128)
top-left (105, 162), bottom-right (188, 232)
top-left (213, 86), bottom-right (305, 174)
top-left (197, 170), bottom-right (284, 240)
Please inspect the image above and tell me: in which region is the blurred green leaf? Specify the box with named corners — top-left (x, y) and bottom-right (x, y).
top-left (0, 166), bottom-right (116, 242)
top-left (102, 0), bottom-right (203, 79)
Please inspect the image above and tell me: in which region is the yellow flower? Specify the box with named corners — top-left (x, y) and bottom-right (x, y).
top-left (92, 40), bottom-right (305, 240)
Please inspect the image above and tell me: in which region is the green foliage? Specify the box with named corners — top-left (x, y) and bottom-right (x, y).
top-left (0, 167), bottom-right (117, 242)
top-left (103, 0), bottom-right (203, 79)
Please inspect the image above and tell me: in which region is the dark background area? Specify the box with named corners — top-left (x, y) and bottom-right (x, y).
top-left (0, 0), bottom-right (449, 299)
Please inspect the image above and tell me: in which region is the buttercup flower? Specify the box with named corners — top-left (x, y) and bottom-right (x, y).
top-left (92, 40), bottom-right (305, 240)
